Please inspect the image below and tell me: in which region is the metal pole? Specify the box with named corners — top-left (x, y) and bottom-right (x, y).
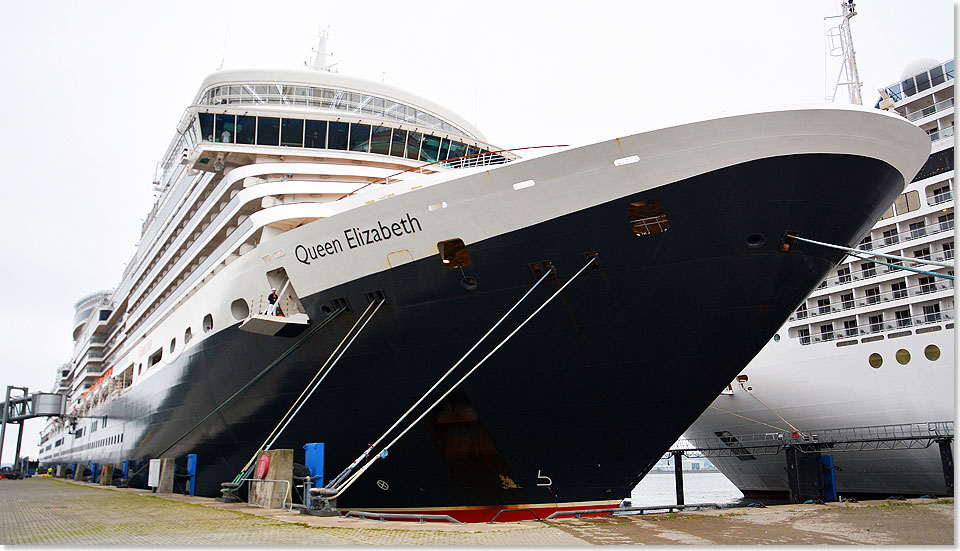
top-left (937, 438), bottom-right (954, 497)
top-left (13, 421), bottom-right (24, 474)
top-left (0, 386), bottom-right (11, 468)
top-left (673, 450), bottom-right (685, 505)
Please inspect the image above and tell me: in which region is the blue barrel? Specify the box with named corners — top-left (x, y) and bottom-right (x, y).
top-left (303, 442), bottom-right (324, 487)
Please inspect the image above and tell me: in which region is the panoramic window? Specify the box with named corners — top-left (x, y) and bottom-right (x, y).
top-left (438, 238), bottom-right (471, 269)
top-left (215, 114), bottom-right (236, 143)
top-left (199, 113), bottom-right (214, 142)
top-left (406, 131), bottom-right (422, 159)
top-left (280, 118), bottom-right (304, 147)
top-left (437, 137), bottom-right (451, 161)
top-left (349, 124), bottom-right (371, 152)
top-left (420, 135), bottom-right (440, 162)
top-left (627, 200), bottom-right (670, 236)
top-left (236, 115), bottom-right (256, 144)
top-left (257, 117), bottom-right (280, 146)
top-left (390, 129), bottom-right (407, 157)
top-left (370, 126), bottom-right (391, 155)
top-left (328, 121), bottom-right (349, 150)
top-left (304, 120), bottom-right (327, 149)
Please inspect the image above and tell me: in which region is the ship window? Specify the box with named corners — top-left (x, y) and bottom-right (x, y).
top-left (627, 200), bottom-right (670, 236)
top-left (420, 135), bottom-right (440, 163)
top-left (390, 129), bottom-right (407, 157)
top-left (868, 353), bottom-right (882, 368)
top-left (901, 77), bottom-right (916, 97)
top-left (438, 238), bottom-right (471, 269)
top-left (328, 121), bottom-right (348, 150)
top-left (465, 145), bottom-right (479, 159)
top-left (438, 138), bottom-right (450, 161)
top-left (895, 348), bottom-right (911, 365)
top-left (280, 118), bottom-right (304, 147)
top-left (215, 114), bottom-right (236, 143)
top-left (405, 131), bottom-right (422, 159)
top-left (148, 348), bottom-right (162, 369)
top-left (203, 314), bottom-right (213, 333)
top-left (169, 338), bottom-right (176, 354)
top-left (305, 120), bottom-right (327, 149)
top-left (231, 298), bottom-right (250, 321)
top-left (915, 71), bottom-right (931, 92)
top-left (349, 123), bottom-right (371, 152)
top-left (257, 117), bottom-right (280, 146)
top-left (925, 344), bottom-right (941, 361)
top-left (199, 113), bottom-right (214, 142)
top-left (930, 65), bottom-right (945, 86)
top-left (184, 327), bottom-right (193, 344)
top-left (236, 115), bottom-right (256, 144)
top-left (447, 140), bottom-right (466, 161)
top-left (370, 126), bottom-right (391, 155)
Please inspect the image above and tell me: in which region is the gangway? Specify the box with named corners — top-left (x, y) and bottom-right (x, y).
top-left (1, 386), bottom-right (66, 473)
top-left (664, 422), bottom-right (953, 504)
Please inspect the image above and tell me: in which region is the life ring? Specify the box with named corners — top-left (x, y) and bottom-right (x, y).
top-left (256, 454), bottom-right (270, 479)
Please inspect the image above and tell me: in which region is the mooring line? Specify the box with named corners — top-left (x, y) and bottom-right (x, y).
top-left (788, 234), bottom-right (954, 280)
top-left (330, 256), bottom-right (599, 500)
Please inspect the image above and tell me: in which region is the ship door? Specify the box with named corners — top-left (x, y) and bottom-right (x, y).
top-left (265, 267), bottom-right (305, 316)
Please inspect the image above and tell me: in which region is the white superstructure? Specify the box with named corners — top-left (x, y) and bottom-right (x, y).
top-left (683, 58), bottom-right (955, 497)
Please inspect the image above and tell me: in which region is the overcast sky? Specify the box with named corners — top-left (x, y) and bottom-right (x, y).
top-left (0, 0), bottom-right (953, 463)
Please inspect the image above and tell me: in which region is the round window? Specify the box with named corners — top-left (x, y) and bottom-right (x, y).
top-left (184, 327), bottom-right (193, 344)
top-left (895, 349), bottom-right (911, 365)
top-left (924, 344), bottom-right (941, 361)
top-left (231, 298), bottom-right (250, 321)
top-left (773, 334), bottom-right (780, 342)
top-left (868, 353), bottom-right (882, 368)
top-left (203, 314), bottom-right (214, 333)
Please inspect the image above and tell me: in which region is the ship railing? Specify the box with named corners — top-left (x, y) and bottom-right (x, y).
top-left (905, 97), bottom-right (955, 122)
top-left (855, 222), bottom-right (954, 257)
top-left (803, 309), bottom-right (953, 344)
top-left (928, 191), bottom-right (953, 206)
top-left (814, 248), bottom-right (954, 291)
top-left (929, 125), bottom-right (955, 143)
top-left (336, 145), bottom-right (568, 201)
top-left (677, 421), bottom-right (954, 458)
top-left (790, 280), bottom-right (955, 321)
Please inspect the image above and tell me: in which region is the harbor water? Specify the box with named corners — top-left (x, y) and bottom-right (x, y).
top-left (630, 472), bottom-right (744, 506)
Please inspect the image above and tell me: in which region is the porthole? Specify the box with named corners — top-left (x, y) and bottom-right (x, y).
top-left (231, 298), bottom-right (250, 321)
top-left (169, 338), bottom-right (176, 354)
top-left (184, 327), bottom-right (193, 344)
top-left (924, 344), bottom-right (941, 361)
top-left (773, 334), bottom-right (780, 342)
top-left (896, 349), bottom-right (911, 365)
top-left (744, 233), bottom-right (766, 249)
top-left (868, 353), bottom-right (882, 368)
top-left (203, 314), bottom-right (213, 333)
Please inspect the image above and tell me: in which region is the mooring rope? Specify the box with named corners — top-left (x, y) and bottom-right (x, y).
top-left (127, 305), bottom-right (346, 481)
top-left (324, 267), bottom-right (557, 491)
top-left (707, 405), bottom-right (792, 433)
top-left (329, 256), bottom-right (599, 500)
top-left (233, 299), bottom-right (384, 484)
top-left (788, 234), bottom-right (954, 280)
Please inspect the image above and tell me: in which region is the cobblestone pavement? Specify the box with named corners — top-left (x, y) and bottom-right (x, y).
top-left (0, 477), bottom-right (585, 546)
top-left (1, 477), bottom-right (953, 546)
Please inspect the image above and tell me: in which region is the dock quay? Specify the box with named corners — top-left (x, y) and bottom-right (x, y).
top-left (1, 477), bottom-right (952, 546)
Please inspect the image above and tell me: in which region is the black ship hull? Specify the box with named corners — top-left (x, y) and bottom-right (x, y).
top-left (53, 153), bottom-right (903, 521)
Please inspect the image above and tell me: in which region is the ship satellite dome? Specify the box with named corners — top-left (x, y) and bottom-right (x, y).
top-left (900, 58), bottom-right (940, 80)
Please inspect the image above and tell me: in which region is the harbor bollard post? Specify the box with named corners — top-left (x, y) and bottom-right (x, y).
top-left (186, 454), bottom-right (197, 496)
top-left (937, 438), bottom-right (953, 497)
top-left (73, 463), bottom-right (82, 481)
top-left (100, 464), bottom-right (114, 486)
top-left (821, 454), bottom-right (838, 501)
top-left (672, 450), bottom-right (685, 505)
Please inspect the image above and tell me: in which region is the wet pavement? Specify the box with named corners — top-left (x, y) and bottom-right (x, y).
top-left (0, 477), bottom-right (953, 546)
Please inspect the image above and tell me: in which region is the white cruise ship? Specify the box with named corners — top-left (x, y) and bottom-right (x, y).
top-left (683, 58), bottom-right (955, 498)
top-left (36, 37), bottom-right (932, 521)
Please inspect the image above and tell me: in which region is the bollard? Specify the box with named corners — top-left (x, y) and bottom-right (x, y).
top-left (122, 460), bottom-right (129, 481)
top-left (90, 462), bottom-right (98, 484)
top-left (821, 455), bottom-right (838, 501)
top-left (302, 443), bottom-right (325, 510)
top-left (100, 464), bottom-right (114, 486)
top-left (186, 454), bottom-right (197, 496)
top-left (157, 458), bottom-right (175, 493)
top-left (73, 463), bottom-right (83, 481)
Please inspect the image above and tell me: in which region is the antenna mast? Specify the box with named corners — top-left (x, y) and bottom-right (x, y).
top-left (825, 1), bottom-right (863, 105)
top-left (306, 28), bottom-right (337, 72)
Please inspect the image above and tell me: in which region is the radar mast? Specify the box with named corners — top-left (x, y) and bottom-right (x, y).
top-left (306, 28), bottom-right (337, 72)
top-left (825, 0), bottom-right (863, 105)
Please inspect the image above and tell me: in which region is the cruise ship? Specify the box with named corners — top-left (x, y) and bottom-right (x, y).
top-left (683, 57), bottom-right (955, 498)
top-left (37, 40), bottom-right (932, 521)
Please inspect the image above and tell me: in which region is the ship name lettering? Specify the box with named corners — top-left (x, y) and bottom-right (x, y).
top-left (344, 213), bottom-right (422, 250)
top-left (296, 213), bottom-right (422, 265)
top-left (295, 239), bottom-right (344, 265)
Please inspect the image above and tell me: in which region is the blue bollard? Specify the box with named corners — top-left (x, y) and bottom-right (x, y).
top-left (122, 460), bottom-right (129, 480)
top-left (186, 454), bottom-right (197, 496)
top-left (90, 462), bottom-right (98, 483)
top-left (821, 454), bottom-right (838, 502)
top-left (303, 443), bottom-right (324, 488)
